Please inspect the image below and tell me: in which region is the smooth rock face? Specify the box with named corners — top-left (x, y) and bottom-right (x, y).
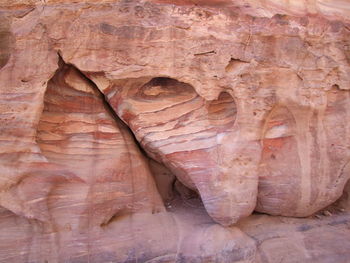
top-left (0, 0), bottom-right (350, 262)
top-left (258, 87), bottom-right (350, 216)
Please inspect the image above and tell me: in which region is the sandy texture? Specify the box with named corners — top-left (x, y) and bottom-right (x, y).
top-left (0, 0), bottom-right (349, 262)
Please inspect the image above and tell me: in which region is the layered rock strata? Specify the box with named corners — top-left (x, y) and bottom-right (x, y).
top-left (111, 77), bottom-right (258, 226)
top-left (0, 0), bottom-right (349, 262)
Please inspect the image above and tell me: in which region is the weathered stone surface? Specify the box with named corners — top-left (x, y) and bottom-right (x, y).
top-left (62, 0), bottom-right (349, 222)
top-left (37, 59), bottom-right (164, 226)
top-left (238, 212), bottom-right (350, 263)
top-left (0, 0), bottom-right (350, 262)
top-left (111, 77), bottom-right (258, 226)
top-left (257, 86), bottom-right (350, 216)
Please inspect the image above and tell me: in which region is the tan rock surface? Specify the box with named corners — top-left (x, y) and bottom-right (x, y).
top-left (237, 212), bottom-right (350, 263)
top-left (0, 0), bottom-right (350, 262)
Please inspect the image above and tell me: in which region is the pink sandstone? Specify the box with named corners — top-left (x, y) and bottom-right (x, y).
top-left (0, 0), bottom-right (349, 262)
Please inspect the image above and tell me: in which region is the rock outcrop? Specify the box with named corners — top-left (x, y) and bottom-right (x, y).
top-left (0, 0), bottom-right (349, 262)
top-left (111, 77), bottom-right (258, 226)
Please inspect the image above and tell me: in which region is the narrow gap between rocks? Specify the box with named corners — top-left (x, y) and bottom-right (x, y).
top-left (57, 54), bottom-right (137, 142)
top-left (53, 54), bottom-right (199, 212)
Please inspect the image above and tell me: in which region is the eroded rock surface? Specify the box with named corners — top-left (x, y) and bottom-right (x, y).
top-left (37, 59), bottom-right (164, 227)
top-left (111, 77), bottom-right (258, 226)
top-left (0, 0), bottom-right (350, 262)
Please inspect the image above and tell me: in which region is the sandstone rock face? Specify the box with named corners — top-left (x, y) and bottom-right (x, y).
top-left (111, 77), bottom-right (258, 226)
top-left (37, 59), bottom-right (164, 226)
top-left (238, 213), bottom-right (350, 263)
top-left (0, 0), bottom-right (350, 262)
top-left (257, 86), bottom-right (350, 216)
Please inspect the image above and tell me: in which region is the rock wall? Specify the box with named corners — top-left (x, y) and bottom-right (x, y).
top-left (0, 0), bottom-right (349, 262)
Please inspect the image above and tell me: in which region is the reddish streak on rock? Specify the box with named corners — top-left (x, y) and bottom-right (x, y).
top-left (121, 111), bottom-right (136, 123)
top-left (263, 137), bottom-right (289, 153)
top-left (149, 0), bottom-right (231, 7)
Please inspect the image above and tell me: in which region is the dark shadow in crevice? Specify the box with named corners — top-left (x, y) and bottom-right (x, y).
top-left (54, 57), bottom-right (215, 217)
top-left (56, 52), bottom-right (148, 158)
top-left (225, 57), bottom-right (249, 73)
top-left (55, 54), bottom-right (198, 211)
top-left (0, 15), bottom-right (14, 70)
top-left (100, 211), bottom-right (129, 227)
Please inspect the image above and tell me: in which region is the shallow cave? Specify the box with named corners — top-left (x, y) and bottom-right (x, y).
top-left (36, 57), bottom-right (210, 220)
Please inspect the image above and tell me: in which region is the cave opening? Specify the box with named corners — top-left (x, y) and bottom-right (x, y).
top-left (37, 53), bottom-right (243, 227)
top-left (36, 55), bottom-right (206, 223)
top-left (128, 76), bottom-right (238, 219)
